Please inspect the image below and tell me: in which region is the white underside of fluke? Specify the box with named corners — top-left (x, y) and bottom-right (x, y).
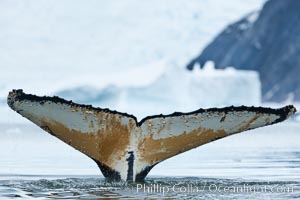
top-left (7, 90), bottom-right (296, 182)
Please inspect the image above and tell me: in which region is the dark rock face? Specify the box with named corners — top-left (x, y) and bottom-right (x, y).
top-left (187, 0), bottom-right (300, 102)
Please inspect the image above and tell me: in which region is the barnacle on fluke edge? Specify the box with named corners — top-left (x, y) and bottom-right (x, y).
top-left (7, 89), bottom-right (296, 182)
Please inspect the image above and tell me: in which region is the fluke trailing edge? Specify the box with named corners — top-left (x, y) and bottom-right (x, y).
top-left (7, 89), bottom-right (296, 182)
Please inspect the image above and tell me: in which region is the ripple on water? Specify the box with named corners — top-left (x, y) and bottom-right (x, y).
top-left (1, 177), bottom-right (300, 199)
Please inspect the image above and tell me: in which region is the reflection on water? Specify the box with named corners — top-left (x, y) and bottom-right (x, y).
top-left (1, 177), bottom-right (300, 199)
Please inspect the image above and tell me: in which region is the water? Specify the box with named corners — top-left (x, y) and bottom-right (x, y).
top-left (1, 121), bottom-right (300, 199)
top-left (1, 177), bottom-right (299, 199)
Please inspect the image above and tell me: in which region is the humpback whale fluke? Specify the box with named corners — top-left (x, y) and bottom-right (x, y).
top-left (7, 89), bottom-right (296, 182)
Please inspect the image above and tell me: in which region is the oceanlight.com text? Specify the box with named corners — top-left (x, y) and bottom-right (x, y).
top-left (136, 183), bottom-right (294, 195)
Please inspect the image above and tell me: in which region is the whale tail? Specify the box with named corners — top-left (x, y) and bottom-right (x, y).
top-left (7, 89), bottom-right (296, 182)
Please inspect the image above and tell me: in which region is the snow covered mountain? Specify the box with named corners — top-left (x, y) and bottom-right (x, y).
top-left (187, 0), bottom-right (300, 102)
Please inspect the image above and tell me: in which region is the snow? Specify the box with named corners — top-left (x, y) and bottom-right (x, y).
top-left (247, 11), bottom-right (260, 24)
top-left (0, 62), bottom-right (262, 123)
top-left (0, 0), bottom-right (264, 99)
top-left (122, 62), bottom-right (261, 120)
top-left (49, 60), bottom-right (261, 121)
top-left (238, 11), bottom-right (260, 31)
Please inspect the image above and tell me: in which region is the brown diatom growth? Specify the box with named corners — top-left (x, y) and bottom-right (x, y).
top-left (96, 114), bottom-right (133, 166)
top-left (39, 112), bottom-right (133, 168)
top-left (137, 127), bottom-right (227, 165)
top-left (237, 114), bottom-right (260, 132)
top-left (40, 119), bottom-right (101, 160)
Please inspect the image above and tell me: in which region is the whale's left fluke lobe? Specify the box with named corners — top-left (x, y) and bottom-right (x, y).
top-left (7, 89), bottom-right (296, 182)
top-left (7, 89), bottom-right (138, 181)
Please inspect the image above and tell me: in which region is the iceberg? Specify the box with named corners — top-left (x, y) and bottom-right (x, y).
top-left (56, 61), bottom-right (261, 120)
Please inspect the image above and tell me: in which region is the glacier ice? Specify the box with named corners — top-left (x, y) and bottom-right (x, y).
top-left (56, 61), bottom-right (261, 120)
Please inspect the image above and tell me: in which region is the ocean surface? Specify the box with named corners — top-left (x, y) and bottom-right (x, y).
top-left (1, 121), bottom-right (300, 199)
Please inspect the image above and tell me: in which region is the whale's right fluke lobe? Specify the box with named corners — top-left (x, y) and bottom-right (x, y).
top-left (136, 105), bottom-right (296, 171)
top-left (7, 89), bottom-right (296, 182)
